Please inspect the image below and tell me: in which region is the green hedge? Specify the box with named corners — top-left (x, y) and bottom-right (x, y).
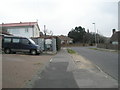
top-left (56, 37), bottom-right (61, 51)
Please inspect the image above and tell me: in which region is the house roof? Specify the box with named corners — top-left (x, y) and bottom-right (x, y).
top-left (58, 35), bottom-right (73, 41)
top-left (110, 30), bottom-right (120, 41)
top-left (0, 22), bottom-right (38, 27)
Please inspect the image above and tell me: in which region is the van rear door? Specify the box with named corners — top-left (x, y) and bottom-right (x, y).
top-left (2, 37), bottom-right (12, 49)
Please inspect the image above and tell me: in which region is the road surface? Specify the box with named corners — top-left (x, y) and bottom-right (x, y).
top-left (71, 47), bottom-right (118, 80)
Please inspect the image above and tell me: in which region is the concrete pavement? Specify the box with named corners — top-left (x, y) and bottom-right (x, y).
top-left (26, 48), bottom-right (118, 88)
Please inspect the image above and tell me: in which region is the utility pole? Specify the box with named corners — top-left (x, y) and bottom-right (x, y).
top-left (44, 25), bottom-right (47, 51)
top-left (44, 25), bottom-right (47, 36)
top-left (92, 23), bottom-right (97, 46)
top-left (97, 29), bottom-right (99, 44)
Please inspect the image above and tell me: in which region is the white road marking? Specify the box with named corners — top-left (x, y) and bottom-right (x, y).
top-left (95, 65), bottom-right (109, 78)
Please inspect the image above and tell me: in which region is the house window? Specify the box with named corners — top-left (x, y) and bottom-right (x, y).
top-left (8, 29), bottom-right (20, 34)
top-left (112, 41), bottom-right (118, 45)
top-left (61, 40), bottom-right (64, 44)
top-left (25, 28), bottom-right (29, 33)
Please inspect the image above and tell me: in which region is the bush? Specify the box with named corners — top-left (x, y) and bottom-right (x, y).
top-left (56, 37), bottom-right (61, 51)
top-left (67, 49), bottom-right (76, 54)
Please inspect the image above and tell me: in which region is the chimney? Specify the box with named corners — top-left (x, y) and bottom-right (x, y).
top-left (112, 29), bottom-right (116, 34)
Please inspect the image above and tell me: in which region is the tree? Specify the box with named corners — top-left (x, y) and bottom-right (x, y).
top-left (68, 26), bottom-right (107, 44)
top-left (68, 26), bottom-right (86, 43)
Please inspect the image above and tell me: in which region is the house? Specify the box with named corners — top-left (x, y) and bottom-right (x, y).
top-left (58, 35), bottom-right (73, 44)
top-left (0, 22), bottom-right (40, 38)
top-left (110, 29), bottom-right (120, 45)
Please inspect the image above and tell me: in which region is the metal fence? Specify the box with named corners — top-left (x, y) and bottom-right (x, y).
top-left (31, 37), bottom-right (58, 53)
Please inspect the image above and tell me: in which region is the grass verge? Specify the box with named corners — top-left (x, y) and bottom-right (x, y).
top-left (89, 48), bottom-right (99, 50)
top-left (67, 49), bottom-right (76, 54)
top-left (89, 48), bottom-right (118, 53)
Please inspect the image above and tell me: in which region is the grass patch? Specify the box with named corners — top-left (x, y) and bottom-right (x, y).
top-left (67, 49), bottom-right (76, 54)
top-left (34, 63), bottom-right (42, 65)
top-left (89, 48), bottom-right (110, 51)
top-left (89, 48), bottom-right (98, 50)
top-left (89, 48), bottom-right (118, 53)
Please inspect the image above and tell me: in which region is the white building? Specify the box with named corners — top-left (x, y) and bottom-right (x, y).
top-left (0, 22), bottom-right (40, 38)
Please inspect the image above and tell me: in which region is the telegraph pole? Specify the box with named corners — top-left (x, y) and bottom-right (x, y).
top-left (92, 23), bottom-right (97, 46)
top-left (97, 29), bottom-right (100, 44)
top-left (44, 25), bottom-right (47, 51)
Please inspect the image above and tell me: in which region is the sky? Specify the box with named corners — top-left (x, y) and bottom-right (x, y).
top-left (0, 0), bottom-right (119, 37)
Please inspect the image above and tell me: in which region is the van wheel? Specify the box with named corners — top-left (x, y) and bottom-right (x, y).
top-left (31, 50), bottom-right (37, 55)
top-left (4, 48), bottom-right (11, 54)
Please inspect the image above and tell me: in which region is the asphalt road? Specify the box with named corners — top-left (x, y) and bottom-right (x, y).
top-left (71, 46), bottom-right (118, 80)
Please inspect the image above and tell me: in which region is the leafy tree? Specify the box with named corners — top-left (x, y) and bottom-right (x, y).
top-left (68, 26), bottom-right (86, 43)
top-left (68, 26), bottom-right (107, 44)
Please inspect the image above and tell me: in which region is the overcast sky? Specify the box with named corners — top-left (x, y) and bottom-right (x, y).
top-left (0, 0), bottom-right (119, 37)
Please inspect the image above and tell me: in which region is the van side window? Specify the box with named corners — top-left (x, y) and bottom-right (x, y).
top-left (21, 38), bottom-right (30, 44)
top-left (4, 38), bottom-right (11, 43)
top-left (13, 38), bottom-right (20, 43)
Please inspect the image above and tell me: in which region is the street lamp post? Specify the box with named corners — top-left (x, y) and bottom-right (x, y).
top-left (92, 23), bottom-right (97, 46)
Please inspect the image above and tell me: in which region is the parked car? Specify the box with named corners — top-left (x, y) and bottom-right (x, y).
top-left (2, 36), bottom-right (42, 55)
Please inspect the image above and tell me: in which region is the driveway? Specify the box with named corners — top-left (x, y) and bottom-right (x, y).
top-left (2, 53), bottom-right (53, 88)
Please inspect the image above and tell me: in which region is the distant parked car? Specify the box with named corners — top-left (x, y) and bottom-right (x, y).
top-left (2, 36), bottom-right (42, 55)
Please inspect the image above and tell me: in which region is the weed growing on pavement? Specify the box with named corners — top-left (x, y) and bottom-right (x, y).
top-left (67, 49), bottom-right (76, 54)
top-left (34, 63), bottom-right (41, 65)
